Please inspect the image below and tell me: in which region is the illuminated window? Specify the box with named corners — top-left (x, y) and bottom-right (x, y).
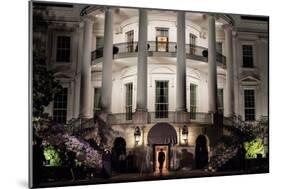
top-left (190, 84), bottom-right (197, 119)
top-left (93, 88), bottom-right (101, 113)
top-left (125, 83), bottom-right (133, 120)
top-left (156, 27), bottom-right (169, 52)
top-left (56, 36), bottom-right (71, 62)
top-left (155, 81), bottom-right (169, 118)
top-left (242, 45), bottom-right (254, 68)
top-left (244, 89), bottom-right (255, 121)
top-left (53, 88), bottom-right (68, 124)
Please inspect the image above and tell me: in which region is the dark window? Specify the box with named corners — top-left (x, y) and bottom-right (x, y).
top-left (242, 45), bottom-right (254, 68)
top-left (96, 36), bottom-right (104, 49)
top-left (189, 34), bottom-right (197, 55)
top-left (216, 42), bottom-right (223, 54)
top-left (190, 84), bottom-right (197, 119)
top-left (126, 30), bottom-right (134, 53)
top-left (56, 36), bottom-right (71, 62)
top-left (155, 81), bottom-right (169, 118)
top-left (94, 88), bottom-right (101, 113)
top-left (53, 88), bottom-right (68, 124)
top-left (125, 83), bottom-right (133, 120)
top-left (244, 89), bottom-right (255, 121)
top-left (217, 89), bottom-right (224, 114)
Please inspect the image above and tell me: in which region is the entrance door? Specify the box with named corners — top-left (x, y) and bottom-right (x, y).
top-left (154, 145), bottom-right (169, 173)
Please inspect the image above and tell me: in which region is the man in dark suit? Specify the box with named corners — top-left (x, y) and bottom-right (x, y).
top-left (158, 148), bottom-right (165, 174)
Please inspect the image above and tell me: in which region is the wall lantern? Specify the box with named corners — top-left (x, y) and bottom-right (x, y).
top-left (134, 126), bottom-right (141, 145)
top-left (182, 125), bottom-right (188, 144)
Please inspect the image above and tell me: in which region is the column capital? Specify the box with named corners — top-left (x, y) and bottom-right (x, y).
top-left (222, 24), bottom-right (233, 31)
top-left (82, 15), bottom-right (94, 23)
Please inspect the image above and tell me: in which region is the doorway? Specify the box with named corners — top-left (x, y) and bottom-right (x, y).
top-left (154, 145), bottom-right (169, 173)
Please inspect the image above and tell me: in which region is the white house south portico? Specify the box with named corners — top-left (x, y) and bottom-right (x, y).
top-left (37, 4), bottom-right (268, 173)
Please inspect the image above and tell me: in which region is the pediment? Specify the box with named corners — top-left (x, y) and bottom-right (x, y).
top-left (240, 76), bottom-right (260, 84)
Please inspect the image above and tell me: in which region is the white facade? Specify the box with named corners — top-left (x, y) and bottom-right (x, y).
top-left (34, 3), bottom-right (268, 158)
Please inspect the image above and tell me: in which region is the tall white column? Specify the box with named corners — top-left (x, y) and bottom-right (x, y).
top-left (101, 8), bottom-right (113, 113)
top-left (80, 17), bottom-right (93, 118)
top-left (207, 15), bottom-right (218, 113)
top-left (176, 11), bottom-right (187, 112)
top-left (136, 9), bottom-right (148, 112)
top-left (224, 25), bottom-right (234, 117)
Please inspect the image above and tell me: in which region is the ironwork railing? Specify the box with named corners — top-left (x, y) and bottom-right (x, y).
top-left (91, 41), bottom-right (226, 66)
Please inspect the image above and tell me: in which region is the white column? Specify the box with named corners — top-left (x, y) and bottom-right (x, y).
top-left (207, 15), bottom-right (218, 113)
top-left (176, 11), bottom-right (187, 112)
top-left (80, 17), bottom-right (93, 118)
top-left (224, 25), bottom-right (234, 117)
top-left (136, 9), bottom-right (148, 112)
top-left (101, 8), bottom-right (113, 113)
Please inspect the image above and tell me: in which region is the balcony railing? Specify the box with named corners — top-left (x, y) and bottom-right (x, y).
top-left (106, 111), bottom-right (213, 125)
top-left (91, 41), bottom-right (226, 67)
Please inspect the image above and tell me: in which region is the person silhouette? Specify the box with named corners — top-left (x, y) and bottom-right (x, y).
top-left (158, 148), bottom-right (165, 175)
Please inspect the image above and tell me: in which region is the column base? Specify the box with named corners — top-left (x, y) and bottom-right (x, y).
top-left (175, 110), bottom-right (189, 124)
top-left (133, 110), bottom-right (148, 125)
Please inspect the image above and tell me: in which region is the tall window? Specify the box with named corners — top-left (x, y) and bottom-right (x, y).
top-left (126, 30), bottom-right (134, 52)
top-left (125, 83), bottom-right (133, 120)
top-left (93, 88), bottom-right (101, 113)
top-left (244, 89), bottom-right (255, 121)
top-left (155, 81), bottom-right (169, 118)
top-left (96, 36), bottom-right (104, 49)
top-left (217, 89), bottom-right (224, 114)
top-left (156, 27), bottom-right (169, 37)
top-left (190, 84), bottom-right (197, 119)
top-left (156, 27), bottom-right (169, 52)
top-left (189, 34), bottom-right (197, 55)
top-left (56, 36), bottom-right (71, 62)
top-left (53, 88), bottom-right (68, 124)
top-left (242, 45), bottom-right (254, 68)
top-left (216, 42), bottom-right (223, 54)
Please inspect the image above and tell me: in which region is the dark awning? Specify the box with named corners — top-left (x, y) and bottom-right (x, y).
top-left (147, 122), bottom-right (177, 145)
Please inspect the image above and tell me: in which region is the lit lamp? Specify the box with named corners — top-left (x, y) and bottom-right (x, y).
top-left (134, 126), bottom-right (141, 145)
top-left (182, 125), bottom-right (188, 144)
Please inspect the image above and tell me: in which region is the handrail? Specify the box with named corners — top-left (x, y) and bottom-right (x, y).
top-left (91, 41), bottom-right (226, 66)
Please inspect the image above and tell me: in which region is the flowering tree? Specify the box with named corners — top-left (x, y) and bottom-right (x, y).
top-left (33, 118), bottom-right (103, 169)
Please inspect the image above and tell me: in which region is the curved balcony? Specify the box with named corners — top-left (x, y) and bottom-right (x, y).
top-left (91, 41), bottom-right (226, 69)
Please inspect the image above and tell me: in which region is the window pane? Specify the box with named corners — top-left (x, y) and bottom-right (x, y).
top-left (244, 89), bottom-right (255, 121)
top-left (53, 88), bottom-right (68, 124)
top-left (56, 36), bottom-right (71, 63)
top-left (242, 45), bottom-right (253, 68)
top-left (155, 81), bottom-right (169, 118)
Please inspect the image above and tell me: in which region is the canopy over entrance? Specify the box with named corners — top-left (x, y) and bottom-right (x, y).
top-left (147, 122), bottom-right (177, 145)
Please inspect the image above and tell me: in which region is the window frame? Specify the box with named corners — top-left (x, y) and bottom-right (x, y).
top-left (125, 82), bottom-right (133, 120)
top-left (53, 87), bottom-right (68, 124)
top-left (243, 89), bottom-right (256, 121)
top-left (155, 80), bottom-right (169, 118)
top-left (242, 44), bottom-right (254, 68)
top-left (93, 87), bottom-right (102, 113)
top-left (190, 83), bottom-right (197, 120)
top-left (189, 33), bottom-right (197, 55)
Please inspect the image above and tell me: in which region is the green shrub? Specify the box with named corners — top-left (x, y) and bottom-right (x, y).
top-left (43, 146), bottom-right (61, 166)
top-left (244, 138), bottom-right (265, 159)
